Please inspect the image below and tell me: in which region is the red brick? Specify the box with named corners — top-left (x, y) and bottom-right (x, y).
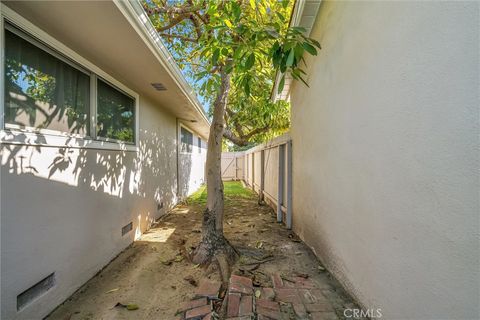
top-left (227, 293), bottom-right (241, 317)
top-left (298, 289), bottom-right (328, 304)
top-left (292, 276), bottom-right (315, 289)
top-left (308, 311), bottom-right (339, 320)
top-left (271, 273), bottom-right (283, 288)
top-left (256, 299), bottom-right (280, 311)
top-left (202, 313), bottom-right (212, 320)
top-left (260, 287), bottom-right (275, 300)
top-left (256, 305), bottom-right (282, 319)
top-left (293, 302), bottom-right (308, 318)
top-left (229, 282), bottom-right (253, 295)
top-left (179, 297), bottom-right (208, 312)
top-left (239, 295), bottom-right (253, 316)
top-left (305, 301), bottom-right (334, 312)
top-left (231, 275), bottom-right (253, 288)
top-left (195, 280), bottom-right (221, 299)
top-left (274, 288), bottom-right (301, 304)
top-left (185, 304), bottom-right (212, 319)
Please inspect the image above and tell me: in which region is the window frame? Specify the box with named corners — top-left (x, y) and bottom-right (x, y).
top-left (180, 124), bottom-right (194, 154)
top-left (0, 4), bottom-right (140, 151)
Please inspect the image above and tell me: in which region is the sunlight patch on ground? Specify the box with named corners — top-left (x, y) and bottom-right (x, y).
top-left (137, 227), bottom-right (176, 243)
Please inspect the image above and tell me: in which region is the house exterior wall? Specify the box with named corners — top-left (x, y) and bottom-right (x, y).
top-left (290, 1), bottom-right (479, 319)
top-left (1, 95), bottom-right (204, 320)
top-left (177, 124), bottom-right (207, 198)
top-left (0, 9), bottom-right (207, 320)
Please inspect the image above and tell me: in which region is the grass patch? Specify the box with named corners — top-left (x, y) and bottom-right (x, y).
top-left (187, 181), bottom-right (254, 206)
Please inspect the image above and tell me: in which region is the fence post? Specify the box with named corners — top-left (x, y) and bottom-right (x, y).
top-left (259, 149), bottom-right (265, 203)
top-left (277, 144), bottom-right (285, 223)
top-left (252, 153), bottom-right (255, 189)
top-left (235, 154), bottom-right (238, 181)
top-left (286, 140), bottom-right (293, 229)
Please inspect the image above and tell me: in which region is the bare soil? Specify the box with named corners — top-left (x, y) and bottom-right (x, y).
top-left (47, 183), bottom-right (358, 320)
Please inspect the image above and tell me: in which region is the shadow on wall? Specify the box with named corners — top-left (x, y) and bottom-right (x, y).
top-left (1, 128), bottom-right (178, 227)
top-left (177, 151), bottom-right (194, 200)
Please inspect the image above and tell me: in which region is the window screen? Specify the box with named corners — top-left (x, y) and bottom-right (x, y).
top-left (4, 27), bottom-right (90, 135)
top-left (181, 127), bottom-right (193, 153)
top-left (96, 79), bottom-right (135, 143)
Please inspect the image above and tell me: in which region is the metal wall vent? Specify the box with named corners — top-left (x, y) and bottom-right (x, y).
top-left (151, 83), bottom-right (167, 91)
top-left (122, 222), bottom-right (133, 236)
top-left (17, 273), bottom-right (56, 311)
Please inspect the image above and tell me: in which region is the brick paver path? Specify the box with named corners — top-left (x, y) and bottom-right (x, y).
top-left (226, 274), bottom-right (339, 320)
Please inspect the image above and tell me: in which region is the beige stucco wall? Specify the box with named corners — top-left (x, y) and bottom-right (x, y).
top-left (290, 1), bottom-right (479, 319)
top-left (0, 95), bottom-right (205, 319)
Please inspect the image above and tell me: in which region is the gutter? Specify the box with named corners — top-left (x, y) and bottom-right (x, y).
top-left (113, 0), bottom-right (210, 129)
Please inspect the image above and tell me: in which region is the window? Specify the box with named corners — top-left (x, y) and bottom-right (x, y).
top-left (97, 79), bottom-right (135, 144)
top-left (2, 22), bottom-right (138, 147)
top-left (4, 26), bottom-right (90, 135)
top-left (198, 137), bottom-right (202, 153)
top-left (181, 127), bottom-right (193, 153)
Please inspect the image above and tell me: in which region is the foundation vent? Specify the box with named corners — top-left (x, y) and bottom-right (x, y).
top-left (17, 273), bottom-right (56, 311)
top-left (122, 222), bottom-right (133, 236)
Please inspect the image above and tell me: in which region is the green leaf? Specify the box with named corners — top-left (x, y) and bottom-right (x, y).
top-left (291, 26), bottom-right (307, 33)
top-left (275, 12), bottom-right (285, 22)
top-left (245, 53), bottom-right (255, 69)
top-left (309, 38), bottom-right (322, 48)
top-left (232, 2), bottom-right (241, 21)
top-left (286, 49), bottom-right (295, 67)
top-left (278, 74), bottom-right (285, 94)
top-left (212, 48), bottom-right (220, 65)
top-left (245, 82), bottom-right (250, 96)
top-left (302, 42), bottom-right (317, 56)
top-left (126, 304), bottom-right (139, 311)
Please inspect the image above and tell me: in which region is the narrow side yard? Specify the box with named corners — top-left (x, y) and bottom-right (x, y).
top-left (48, 182), bottom-right (360, 320)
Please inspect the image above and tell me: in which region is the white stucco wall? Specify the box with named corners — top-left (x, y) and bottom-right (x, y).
top-left (177, 124), bottom-right (207, 198)
top-left (290, 1), bottom-right (479, 319)
top-left (1, 95), bottom-right (206, 319)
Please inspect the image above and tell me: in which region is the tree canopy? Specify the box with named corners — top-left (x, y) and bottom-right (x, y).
top-left (143, 0), bottom-right (320, 147)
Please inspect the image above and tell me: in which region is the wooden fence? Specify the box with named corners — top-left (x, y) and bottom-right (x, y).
top-left (221, 133), bottom-right (293, 228)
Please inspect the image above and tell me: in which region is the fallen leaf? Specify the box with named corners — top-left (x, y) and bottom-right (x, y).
top-left (105, 288), bottom-right (119, 294)
top-left (255, 290), bottom-right (261, 298)
top-left (126, 304), bottom-right (139, 311)
top-left (318, 265), bottom-right (326, 272)
top-left (160, 259), bottom-right (173, 266)
top-left (174, 255), bottom-right (184, 262)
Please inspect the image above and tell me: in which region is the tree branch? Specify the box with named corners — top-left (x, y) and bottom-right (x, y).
top-left (143, 3), bottom-right (202, 16)
top-left (156, 14), bottom-right (190, 32)
top-left (158, 33), bottom-right (198, 43)
top-left (223, 128), bottom-right (249, 146)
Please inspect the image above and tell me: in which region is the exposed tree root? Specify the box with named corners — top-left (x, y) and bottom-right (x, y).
top-left (192, 208), bottom-right (239, 266)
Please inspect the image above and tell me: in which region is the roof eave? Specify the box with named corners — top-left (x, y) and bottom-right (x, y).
top-left (113, 0), bottom-right (211, 129)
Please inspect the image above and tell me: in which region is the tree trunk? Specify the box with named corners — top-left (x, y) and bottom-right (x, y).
top-left (192, 70), bottom-right (238, 265)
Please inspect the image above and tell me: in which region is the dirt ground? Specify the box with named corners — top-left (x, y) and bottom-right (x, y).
top-left (47, 182), bottom-right (359, 320)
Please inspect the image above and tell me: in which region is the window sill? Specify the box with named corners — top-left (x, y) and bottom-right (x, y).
top-left (0, 129), bottom-right (139, 152)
